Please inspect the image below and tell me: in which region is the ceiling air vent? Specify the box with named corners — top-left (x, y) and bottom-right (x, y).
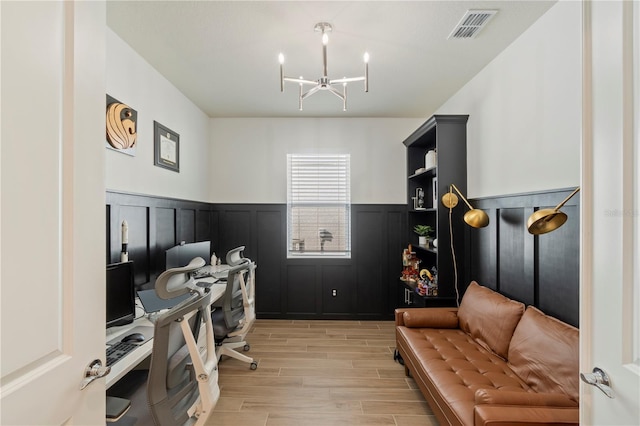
top-left (448, 10), bottom-right (497, 39)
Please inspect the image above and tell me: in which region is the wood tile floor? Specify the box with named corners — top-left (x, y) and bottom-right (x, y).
top-left (206, 319), bottom-right (439, 426)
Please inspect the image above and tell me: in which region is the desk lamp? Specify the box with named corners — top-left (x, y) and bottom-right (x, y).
top-left (527, 187), bottom-right (580, 235)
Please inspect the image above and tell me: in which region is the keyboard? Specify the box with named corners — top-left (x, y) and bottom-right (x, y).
top-left (195, 278), bottom-right (219, 289)
top-left (192, 270), bottom-right (213, 279)
top-left (193, 265), bottom-right (230, 280)
top-left (106, 341), bottom-right (139, 367)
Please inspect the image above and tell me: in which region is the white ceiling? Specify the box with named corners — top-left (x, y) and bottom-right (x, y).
top-left (107, 1), bottom-right (556, 118)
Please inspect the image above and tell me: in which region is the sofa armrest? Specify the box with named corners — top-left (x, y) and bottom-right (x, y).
top-left (396, 308), bottom-right (459, 328)
top-left (475, 389), bottom-right (578, 407)
top-left (474, 405), bottom-right (579, 425)
top-left (395, 308), bottom-right (410, 326)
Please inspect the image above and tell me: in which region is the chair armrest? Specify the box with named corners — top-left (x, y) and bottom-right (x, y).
top-left (475, 389), bottom-right (578, 407)
top-left (474, 405), bottom-right (579, 426)
top-left (400, 308), bottom-right (459, 328)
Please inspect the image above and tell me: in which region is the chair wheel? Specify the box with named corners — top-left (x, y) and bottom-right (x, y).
top-left (243, 344), bottom-right (250, 351)
top-left (250, 362), bottom-right (258, 370)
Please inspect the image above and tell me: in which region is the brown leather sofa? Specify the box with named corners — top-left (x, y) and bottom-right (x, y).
top-left (395, 281), bottom-right (579, 426)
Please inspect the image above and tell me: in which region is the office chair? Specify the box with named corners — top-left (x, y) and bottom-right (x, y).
top-left (225, 245), bottom-right (246, 266)
top-left (211, 257), bottom-right (258, 370)
top-left (223, 246), bottom-right (256, 332)
top-left (147, 257), bottom-right (219, 426)
top-left (105, 396), bottom-right (131, 423)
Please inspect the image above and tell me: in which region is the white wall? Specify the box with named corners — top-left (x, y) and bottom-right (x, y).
top-left (208, 118), bottom-right (423, 204)
top-left (106, 29), bottom-right (211, 202)
top-left (436, 0), bottom-right (581, 198)
top-left (106, 0), bottom-right (581, 204)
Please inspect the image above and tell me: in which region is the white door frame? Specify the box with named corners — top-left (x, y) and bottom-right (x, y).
top-left (581, 0), bottom-right (640, 423)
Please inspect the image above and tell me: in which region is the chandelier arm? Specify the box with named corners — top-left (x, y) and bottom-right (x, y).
top-left (331, 76), bottom-right (365, 84)
top-left (283, 77), bottom-right (318, 86)
top-left (301, 86), bottom-right (321, 100)
top-left (326, 86), bottom-right (345, 101)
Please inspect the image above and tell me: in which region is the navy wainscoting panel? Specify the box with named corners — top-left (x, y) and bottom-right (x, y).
top-left (107, 191), bottom-right (215, 290)
top-left (355, 209), bottom-right (384, 316)
top-left (468, 209), bottom-right (498, 291)
top-left (106, 190), bottom-right (578, 324)
top-left (255, 208), bottom-right (284, 317)
top-left (179, 209), bottom-right (196, 244)
top-left (218, 208), bottom-right (252, 259)
top-left (469, 188), bottom-right (580, 327)
top-left (119, 205), bottom-right (149, 286)
top-left (107, 191), bottom-right (407, 319)
top-left (321, 265), bottom-right (354, 315)
top-left (537, 204), bottom-right (579, 326)
top-left (195, 209), bottom-right (212, 243)
top-left (497, 208), bottom-right (532, 305)
top-left (155, 207), bottom-right (176, 274)
top-left (286, 264), bottom-right (317, 315)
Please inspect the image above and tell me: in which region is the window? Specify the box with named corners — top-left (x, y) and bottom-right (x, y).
top-left (287, 154), bottom-right (351, 258)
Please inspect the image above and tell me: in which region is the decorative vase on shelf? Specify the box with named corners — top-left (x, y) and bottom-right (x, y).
top-left (419, 236), bottom-right (427, 246)
top-left (425, 149), bottom-right (437, 170)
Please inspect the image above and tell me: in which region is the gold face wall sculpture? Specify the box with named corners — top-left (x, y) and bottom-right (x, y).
top-left (106, 95), bottom-right (137, 153)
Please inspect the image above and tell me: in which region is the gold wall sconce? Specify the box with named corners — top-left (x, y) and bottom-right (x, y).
top-left (441, 184), bottom-right (490, 228)
top-left (527, 187), bottom-right (580, 235)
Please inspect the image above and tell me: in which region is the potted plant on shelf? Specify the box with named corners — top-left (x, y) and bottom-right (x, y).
top-left (413, 225), bottom-right (434, 247)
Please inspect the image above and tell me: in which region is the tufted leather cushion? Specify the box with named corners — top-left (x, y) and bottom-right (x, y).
top-left (475, 388), bottom-right (578, 407)
top-left (397, 326), bottom-right (530, 426)
top-left (508, 306), bottom-right (580, 402)
top-left (458, 282), bottom-right (525, 359)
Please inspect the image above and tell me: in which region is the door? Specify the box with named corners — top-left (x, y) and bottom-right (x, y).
top-left (582, 0), bottom-right (640, 424)
top-left (1, 1), bottom-right (106, 424)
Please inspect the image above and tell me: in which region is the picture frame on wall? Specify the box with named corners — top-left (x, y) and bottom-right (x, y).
top-left (106, 94), bottom-right (137, 156)
top-left (153, 121), bottom-right (179, 173)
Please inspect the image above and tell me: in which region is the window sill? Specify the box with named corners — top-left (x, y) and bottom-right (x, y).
top-left (287, 252), bottom-right (351, 260)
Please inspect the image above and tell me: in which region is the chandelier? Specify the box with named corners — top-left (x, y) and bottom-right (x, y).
top-left (279, 22), bottom-right (369, 111)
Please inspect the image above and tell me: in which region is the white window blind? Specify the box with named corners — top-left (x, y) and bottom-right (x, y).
top-left (287, 154), bottom-right (351, 258)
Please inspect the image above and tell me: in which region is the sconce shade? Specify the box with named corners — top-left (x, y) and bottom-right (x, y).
top-left (441, 184), bottom-right (489, 228)
top-left (527, 209), bottom-right (567, 235)
top-left (527, 187), bottom-right (580, 235)
top-left (464, 208), bottom-right (490, 229)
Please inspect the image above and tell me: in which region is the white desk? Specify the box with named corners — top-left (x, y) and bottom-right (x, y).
top-left (105, 280), bottom-right (226, 389)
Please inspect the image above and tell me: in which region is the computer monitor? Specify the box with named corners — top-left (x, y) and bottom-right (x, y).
top-left (106, 261), bottom-right (136, 328)
top-left (165, 241), bottom-right (211, 270)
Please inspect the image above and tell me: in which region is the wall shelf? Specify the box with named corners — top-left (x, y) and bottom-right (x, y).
top-left (408, 166), bottom-right (436, 179)
top-left (410, 208), bottom-right (436, 213)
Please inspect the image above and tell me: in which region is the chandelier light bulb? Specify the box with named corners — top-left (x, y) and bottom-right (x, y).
top-left (278, 53), bottom-right (284, 64)
top-left (364, 52), bottom-right (370, 63)
top-left (322, 33), bottom-right (329, 45)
